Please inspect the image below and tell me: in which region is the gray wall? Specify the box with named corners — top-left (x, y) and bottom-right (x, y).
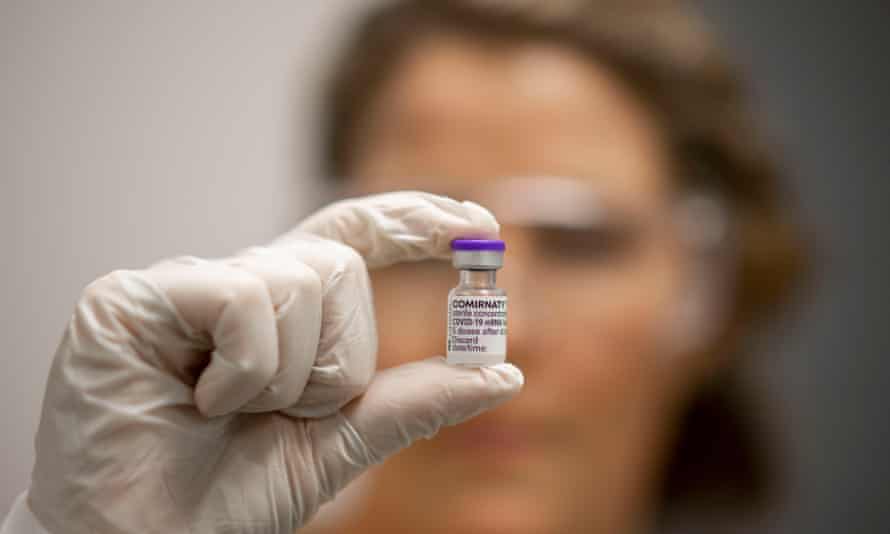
top-left (698, 1), bottom-right (884, 532)
top-left (1, 1), bottom-right (883, 532)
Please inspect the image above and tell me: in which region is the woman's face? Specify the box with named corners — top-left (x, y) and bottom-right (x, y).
top-left (345, 35), bottom-right (702, 534)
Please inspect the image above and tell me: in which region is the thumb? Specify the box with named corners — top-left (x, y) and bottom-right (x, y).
top-left (307, 358), bottom-right (523, 498)
top-left (344, 357), bottom-right (523, 457)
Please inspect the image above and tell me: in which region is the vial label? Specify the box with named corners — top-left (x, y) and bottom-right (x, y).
top-left (446, 295), bottom-right (508, 366)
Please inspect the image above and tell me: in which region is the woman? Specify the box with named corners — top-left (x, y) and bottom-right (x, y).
top-left (4, 1), bottom-right (806, 533)
top-left (310, 0), bottom-right (804, 532)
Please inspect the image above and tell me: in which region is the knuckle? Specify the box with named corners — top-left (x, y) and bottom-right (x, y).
top-left (313, 341), bottom-right (375, 394)
top-left (288, 264), bottom-right (323, 303)
top-left (337, 358), bottom-right (374, 390)
top-left (334, 346), bottom-right (376, 392)
top-left (79, 270), bottom-right (128, 304)
top-left (220, 272), bottom-right (268, 309)
top-left (343, 245), bottom-right (367, 273)
top-left (237, 354), bottom-right (276, 379)
top-left (330, 242), bottom-right (368, 279)
top-left (348, 365), bottom-right (375, 391)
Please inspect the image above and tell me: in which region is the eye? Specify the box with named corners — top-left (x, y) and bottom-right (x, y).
top-left (533, 223), bottom-right (640, 264)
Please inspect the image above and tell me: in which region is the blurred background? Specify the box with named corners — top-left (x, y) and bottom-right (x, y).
top-left (0, 1), bottom-right (883, 533)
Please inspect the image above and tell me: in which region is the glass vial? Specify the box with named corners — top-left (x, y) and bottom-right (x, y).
top-left (446, 239), bottom-right (507, 366)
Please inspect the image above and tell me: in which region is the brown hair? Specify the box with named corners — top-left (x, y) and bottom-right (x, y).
top-left (322, 0), bottom-right (806, 521)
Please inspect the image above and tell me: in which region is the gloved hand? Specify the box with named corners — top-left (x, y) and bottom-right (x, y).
top-left (9, 192), bottom-right (523, 534)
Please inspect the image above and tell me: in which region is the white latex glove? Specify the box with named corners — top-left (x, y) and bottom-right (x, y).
top-left (4, 192), bottom-right (523, 534)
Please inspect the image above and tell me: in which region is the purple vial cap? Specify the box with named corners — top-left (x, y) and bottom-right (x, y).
top-left (450, 239), bottom-right (506, 252)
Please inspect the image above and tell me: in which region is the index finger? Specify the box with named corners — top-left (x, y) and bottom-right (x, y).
top-left (282, 191), bottom-right (500, 269)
